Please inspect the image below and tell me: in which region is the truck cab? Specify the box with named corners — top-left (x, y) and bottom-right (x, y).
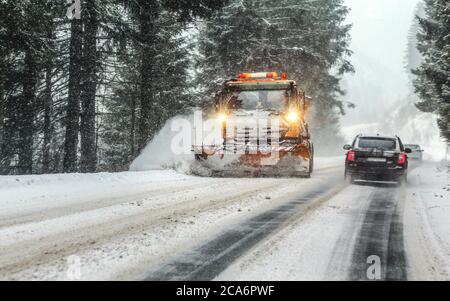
top-left (194, 72), bottom-right (314, 177)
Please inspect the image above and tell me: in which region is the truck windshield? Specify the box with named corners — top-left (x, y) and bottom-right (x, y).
top-left (228, 90), bottom-right (288, 111)
top-left (358, 138), bottom-right (397, 150)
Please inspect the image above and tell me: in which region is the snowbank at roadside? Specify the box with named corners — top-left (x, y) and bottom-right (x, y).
top-left (0, 170), bottom-right (189, 191)
top-left (408, 162), bottom-right (450, 251)
top-left (0, 170), bottom-right (193, 219)
top-left (404, 161), bottom-right (450, 280)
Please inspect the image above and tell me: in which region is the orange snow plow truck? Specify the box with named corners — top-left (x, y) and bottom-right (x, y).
top-left (193, 72), bottom-right (314, 177)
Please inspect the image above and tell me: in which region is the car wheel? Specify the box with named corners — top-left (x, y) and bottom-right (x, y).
top-left (344, 169), bottom-right (354, 184)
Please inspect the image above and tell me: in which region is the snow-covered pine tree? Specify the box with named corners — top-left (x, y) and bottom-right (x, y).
top-left (63, 5), bottom-right (83, 173)
top-left (0, 7), bottom-right (4, 158)
top-left (259, 0), bottom-right (353, 151)
top-left (97, 1), bottom-right (227, 170)
top-left (413, 0), bottom-right (450, 141)
top-left (36, 3), bottom-right (77, 175)
top-left (195, 0), bottom-right (281, 99)
top-left (406, 2), bottom-right (425, 74)
top-left (99, 57), bottom-right (140, 171)
top-left (123, 0), bottom-right (228, 151)
top-left (65, 0), bottom-right (144, 173)
top-left (0, 1), bottom-right (11, 174)
top-left (197, 0), bottom-right (353, 152)
top-left (79, 0), bottom-right (100, 173)
top-left (0, 0), bottom-right (228, 174)
top-left (99, 10), bottom-right (190, 171)
top-left (0, 0), bottom-right (60, 174)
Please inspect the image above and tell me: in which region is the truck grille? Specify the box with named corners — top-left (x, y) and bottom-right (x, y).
top-left (225, 126), bottom-right (282, 146)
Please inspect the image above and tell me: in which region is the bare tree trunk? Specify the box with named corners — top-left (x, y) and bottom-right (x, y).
top-left (42, 27), bottom-right (54, 174)
top-left (0, 55), bottom-right (10, 174)
top-left (63, 18), bottom-right (83, 173)
top-left (138, 30), bottom-right (154, 151)
top-left (130, 87), bottom-right (137, 158)
top-left (0, 96), bottom-right (16, 175)
top-left (0, 55), bottom-right (4, 161)
top-left (42, 63), bottom-right (52, 173)
top-left (80, 0), bottom-right (98, 173)
top-left (137, 0), bottom-right (159, 151)
top-left (18, 49), bottom-right (36, 174)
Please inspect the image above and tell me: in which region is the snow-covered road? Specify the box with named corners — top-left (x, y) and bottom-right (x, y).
top-left (216, 161), bottom-right (450, 281)
top-left (0, 158), bottom-right (448, 280)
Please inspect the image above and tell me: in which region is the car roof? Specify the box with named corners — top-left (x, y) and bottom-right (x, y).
top-left (357, 134), bottom-right (398, 140)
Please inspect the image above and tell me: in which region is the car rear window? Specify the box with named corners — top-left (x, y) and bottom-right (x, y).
top-left (358, 138), bottom-right (397, 150)
top-left (405, 145), bottom-right (420, 150)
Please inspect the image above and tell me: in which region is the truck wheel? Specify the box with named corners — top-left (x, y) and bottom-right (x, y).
top-left (303, 157), bottom-right (313, 178)
top-left (309, 145), bottom-right (314, 174)
top-left (310, 155), bottom-right (314, 173)
top-left (304, 170), bottom-right (312, 178)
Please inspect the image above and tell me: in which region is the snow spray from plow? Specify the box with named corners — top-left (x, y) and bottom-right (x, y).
top-left (129, 113), bottom-right (197, 174)
top-left (128, 112), bottom-right (250, 176)
top-left (129, 111), bottom-right (312, 178)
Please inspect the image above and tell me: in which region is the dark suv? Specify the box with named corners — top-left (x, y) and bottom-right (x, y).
top-left (344, 135), bottom-right (412, 183)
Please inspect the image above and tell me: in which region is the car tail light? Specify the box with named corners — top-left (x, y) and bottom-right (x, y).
top-left (347, 150), bottom-right (356, 162)
top-left (398, 153), bottom-right (407, 165)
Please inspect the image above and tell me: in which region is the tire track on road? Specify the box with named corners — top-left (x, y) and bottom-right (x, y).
top-left (144, 178), bottom-right (346, 281)
top-left (348, 185), bottom-right (407, 281)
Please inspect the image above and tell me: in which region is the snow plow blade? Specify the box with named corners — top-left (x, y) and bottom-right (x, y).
top-left (193, 146), bottom-right (313, 178)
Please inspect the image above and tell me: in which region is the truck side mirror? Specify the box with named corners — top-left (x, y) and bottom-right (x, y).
top-left (214, 93), bottom-right (221, 112)
top-left (343, 144), bottom-right (352, 150)
top-left (405, 148), bottom-right (412, 154)
top-left (304, 96), bottom-right (312, 112)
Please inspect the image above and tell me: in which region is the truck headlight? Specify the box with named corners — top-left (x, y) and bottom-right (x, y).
top-left (286, 111), bottom-right (300, 123)
top-left (218, 113), bottom-right (227, 122)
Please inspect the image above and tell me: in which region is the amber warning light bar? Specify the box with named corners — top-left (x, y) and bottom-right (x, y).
top-left (237, 72), bottom-right (288, 80)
